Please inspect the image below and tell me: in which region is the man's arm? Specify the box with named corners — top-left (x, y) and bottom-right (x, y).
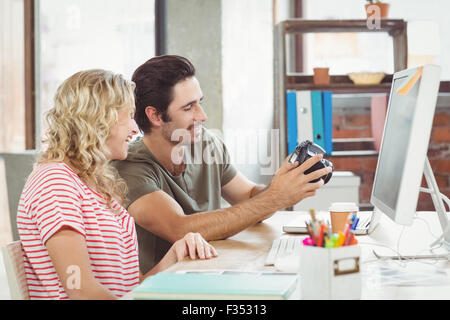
top-left (221, 172), bottom-right (267, 205)
top-left (128, 154), bottom-right (330, 242)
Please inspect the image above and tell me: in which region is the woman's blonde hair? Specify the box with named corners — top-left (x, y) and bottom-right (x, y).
top-left (39, 69), bottom-right (135, 208)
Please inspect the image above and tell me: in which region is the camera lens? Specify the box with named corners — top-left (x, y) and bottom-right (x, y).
top-left (304, 158), bottom-right (333, 184)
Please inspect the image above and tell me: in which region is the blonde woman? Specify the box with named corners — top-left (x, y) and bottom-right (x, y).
top-left (16, 70), bottom-right (218, 300)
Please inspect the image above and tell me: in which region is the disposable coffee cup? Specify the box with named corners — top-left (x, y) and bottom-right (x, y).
top-left (329, 202), bottom-right (358, 234)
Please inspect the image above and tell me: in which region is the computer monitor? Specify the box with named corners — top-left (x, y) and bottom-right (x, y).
top-left (370, 64), bottom-right (450, 250)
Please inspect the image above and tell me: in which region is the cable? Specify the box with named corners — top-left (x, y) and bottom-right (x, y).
top-left (361, 189), bottom-right (450, 265)
top-left (360, 212), bottom-right (449, 266)
top-left (419, 187), bottom-right (450, 210)
top-left (418, 188), bottom-right (450, 249)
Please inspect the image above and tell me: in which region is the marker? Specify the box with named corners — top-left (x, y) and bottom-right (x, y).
top-left (317, 224), bottom-right (325, 247)
top-left (325, 234), bottom-right (337, 248)
top-left (335, 232), bottom-right (345, 247)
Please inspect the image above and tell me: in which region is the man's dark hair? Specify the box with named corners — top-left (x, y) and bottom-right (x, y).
top-left (132, 55), bottom-right (196, 133)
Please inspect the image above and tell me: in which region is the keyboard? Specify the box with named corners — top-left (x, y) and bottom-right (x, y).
top-left (264, 236), bottom-right (303, 266)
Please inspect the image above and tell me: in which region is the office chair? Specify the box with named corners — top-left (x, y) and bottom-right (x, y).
top-left (0, 157), bottom-right (13, 245)
top-left (1, 241), bottom-right (29, 300)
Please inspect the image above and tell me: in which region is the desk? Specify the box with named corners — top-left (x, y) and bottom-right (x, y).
top-left (162, 210), bottom-right (450, 300)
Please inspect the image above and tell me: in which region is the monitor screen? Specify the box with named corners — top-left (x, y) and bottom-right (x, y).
top-left (372, 75), bottom-right (421, 212)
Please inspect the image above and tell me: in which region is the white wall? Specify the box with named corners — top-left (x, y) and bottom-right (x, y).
top-left (222, 0), bottom-right (275, 184)
top-left (167, 0), bottom-right (223, 132)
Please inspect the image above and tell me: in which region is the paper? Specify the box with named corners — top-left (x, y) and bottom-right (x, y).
top-left (363, 260), bottom-right (449, 287)
top-left (397, 66), bottom-right (423, 95)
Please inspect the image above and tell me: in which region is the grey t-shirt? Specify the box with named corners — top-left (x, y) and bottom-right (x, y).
top-left (113, 129), bottom-right (237, 273)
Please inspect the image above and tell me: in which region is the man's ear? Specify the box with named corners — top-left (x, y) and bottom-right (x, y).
top-left (145, 106), bottom-right (162, 127)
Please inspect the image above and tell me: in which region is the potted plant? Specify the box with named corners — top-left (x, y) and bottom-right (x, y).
top-left (365, 0), bottom-right (390, 19)
top-left (313, 67), bottom-right (330, 85)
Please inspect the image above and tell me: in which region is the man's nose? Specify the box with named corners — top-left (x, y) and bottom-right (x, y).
top-left (195, 105), bottom-right (208, 122)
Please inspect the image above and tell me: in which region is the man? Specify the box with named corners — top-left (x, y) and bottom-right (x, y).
top-left (114, 55), bottom-right (330, 273)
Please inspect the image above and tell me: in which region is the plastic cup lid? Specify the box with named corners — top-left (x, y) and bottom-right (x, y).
top-left (329, 202), bottom-right (359, 212)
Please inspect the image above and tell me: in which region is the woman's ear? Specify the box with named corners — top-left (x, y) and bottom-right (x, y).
top-left (144, 106), bottom-right (163, 128)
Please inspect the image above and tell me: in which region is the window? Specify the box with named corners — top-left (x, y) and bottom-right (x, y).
top-left (0, 0), bottom-right (26, 152)
top-left (38, 0), bottom-right (156, 148)
top-left (0, 0), bottom-right (157, 152)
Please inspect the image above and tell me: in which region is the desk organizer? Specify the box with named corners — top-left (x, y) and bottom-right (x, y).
top-left (299, 245), bottom-right (361, 299)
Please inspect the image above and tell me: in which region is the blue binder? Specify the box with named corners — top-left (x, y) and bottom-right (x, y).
top-left (286, 91), bottom-right (298, 154)
top-left (322, 91), bottom-right (333, 154)
top-left (310, 91), bottom-right (325, 150)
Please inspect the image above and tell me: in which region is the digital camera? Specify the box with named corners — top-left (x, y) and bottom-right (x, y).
top-left (288, 140), bottom-right (333, 184)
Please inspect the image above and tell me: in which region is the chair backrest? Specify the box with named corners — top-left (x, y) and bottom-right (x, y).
top-left (0, 151), bottom-right (36, 241)
top-left (1, 241), bottom-right (29, 300)
top-left (0, 157), bottom-right (13, 245)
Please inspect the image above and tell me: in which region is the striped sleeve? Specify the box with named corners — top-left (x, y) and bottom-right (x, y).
top-left (28, 168), bottom-right (86, 244)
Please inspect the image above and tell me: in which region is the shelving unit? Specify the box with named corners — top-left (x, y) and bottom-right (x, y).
top-left (274, 19), bottom-right (408, 161)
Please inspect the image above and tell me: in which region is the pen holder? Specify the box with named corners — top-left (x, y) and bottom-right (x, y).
top-left (299, 245), bottom-right (361, 300)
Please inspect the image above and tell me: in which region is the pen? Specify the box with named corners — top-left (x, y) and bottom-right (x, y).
top-left (351, 217), bottom-right (360, 230)
top-left (306, 222), bottom-right (317, 246)
top-left (309, 209), bottom-right (317, 223)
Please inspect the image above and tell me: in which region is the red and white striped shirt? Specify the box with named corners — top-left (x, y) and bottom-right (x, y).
top-left (17, 162), bottom-right (140, 299)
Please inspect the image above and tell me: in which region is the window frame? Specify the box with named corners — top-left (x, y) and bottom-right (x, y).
top-left (24, 0), bottom-right (35, 150)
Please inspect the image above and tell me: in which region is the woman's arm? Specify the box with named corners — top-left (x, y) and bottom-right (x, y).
top-left (141, 232), bottom-right (218, 281)
top-left (47, 227), bottom-right (218, 297)
top-left (45, 227), bottom-right (118, 300)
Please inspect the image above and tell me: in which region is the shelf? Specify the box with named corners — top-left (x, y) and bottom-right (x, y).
top-left (282, 19), bottom-right (407, 36)
top-left (330, 138), bottom-right (378, 157)
top-left (286, 83), bottom-right (392, 94)
top-left (330, 150), bottom-right (379, 157)
top-left (286, 74), bottom-right (392, 93)
top-left (274, 19), bottom-right (408, 160)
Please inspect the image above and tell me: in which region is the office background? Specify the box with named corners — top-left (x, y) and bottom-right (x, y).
top-left (0, 0), bottom-right (449, 256)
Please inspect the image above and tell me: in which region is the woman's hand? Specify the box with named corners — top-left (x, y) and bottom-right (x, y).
top-left (172, 232), bottom-right (219, 261)
top-left (143, 232), bottom-right (219, 281)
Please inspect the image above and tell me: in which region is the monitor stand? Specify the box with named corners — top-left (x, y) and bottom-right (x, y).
top-left (374, 158), bottom-right (450, 260)
top-left (423, 158), bottom-right (450, 251)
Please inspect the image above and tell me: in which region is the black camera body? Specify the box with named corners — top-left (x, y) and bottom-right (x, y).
top-left (288, 140), bottom-right (333, 184)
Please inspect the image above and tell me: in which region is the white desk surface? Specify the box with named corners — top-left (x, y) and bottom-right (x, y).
top-left (160, 210), bottom-right (450, 300)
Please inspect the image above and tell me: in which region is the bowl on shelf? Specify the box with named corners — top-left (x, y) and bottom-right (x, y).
top-left (348, 72), bottom-right (386, 85)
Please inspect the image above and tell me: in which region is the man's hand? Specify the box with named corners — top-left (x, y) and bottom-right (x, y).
top-left (267, 154), bottom-right (331, 208)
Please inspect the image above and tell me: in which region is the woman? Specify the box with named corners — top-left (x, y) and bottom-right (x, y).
top-left (16, 69), bottom-right (218, 299)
